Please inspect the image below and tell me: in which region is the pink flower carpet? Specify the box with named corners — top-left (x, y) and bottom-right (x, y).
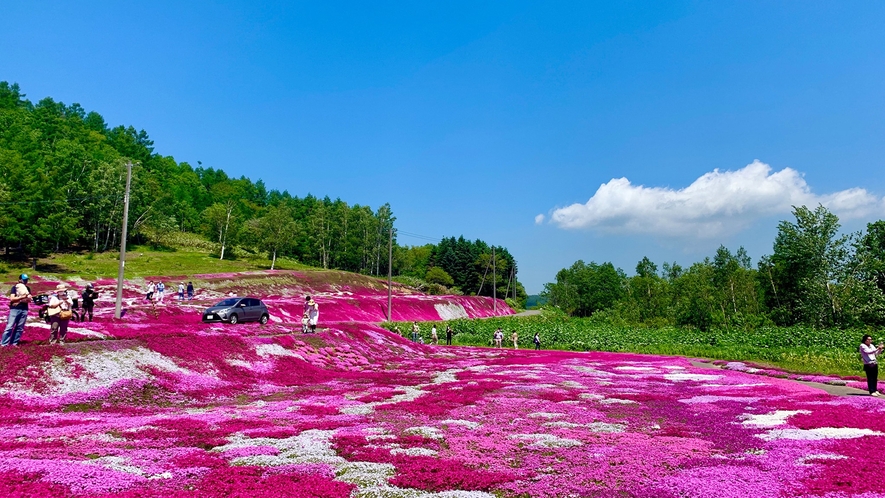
top-left (1, 274), bottom-right (883, 497)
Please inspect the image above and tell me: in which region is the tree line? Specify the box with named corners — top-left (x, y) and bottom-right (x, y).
top-left (544, 205), bottom-right (885, 329)
top-left (0, 82), bottom-right (522, 297)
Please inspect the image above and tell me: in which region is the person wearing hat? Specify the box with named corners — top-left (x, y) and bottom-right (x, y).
top-left (81, 283), bottom-right (99, 322)
top-left (47, 283), bottom-right (73, 344)
top-left (1, 274), bottom-right (32, 346)
top-left (304, 295), bottom-right (319, 333)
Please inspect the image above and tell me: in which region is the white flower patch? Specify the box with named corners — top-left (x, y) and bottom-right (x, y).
top-left (440, 419), bottom-right (480, 430)
top-left (528, 412), bottom-right (566, 419)
top-left (662, 365), bottom-right (686, 370)
top-left (217, 430), bottom-right (345, 467)
top-left (599, 398), bottom-right (638, 405)
top-left (664, 373), bottom-right (721, 382)
top-left (355, 486), bottom-right (496, 498)
top-left (435, 303), bottom-right (469, 320)
top-left (542, 421), bottom-right (626, 433)
top-left (404, 426), bottom-right (443, 440)
top-left (679, 396), bottom-right (760, 404)
top-left (390, 447), bottom-right (438, 456)
top-left (337, 461), bottom-right (396, 487)
top-left (226, 359), bottom-right (253, 369)
top-left (741, 410), bottom-right (810, 428)
top-left (586, 422), bottom-right (627, 433)
top-left (65, 326), bottom-right (108, 339)
top-left (255, 343), bottom-right (298, 358)
top-left (340, 385), bottom-right (426, 415)
top-left (87, 456), bottom-right (172, 480)
top-left (560, 380), bottom-right (584, 389)
top-left (0, 346), bottom-right (207, 397)
top-left (796, 454), bottom-right (848, 465)
top-left (544, 421), bottom-right (583, 428)
top-left (759, 427), bottom-right (884, 441)
top-left (578, 393), bottom-right (604, 400)
top-left (567, 365), bottom-right (614, 377)
top-left (615, 366), bottom-right (657, 372)
top-left (432, 369), bottom-right (460, 384)
top-left (465, 365), bottom-right (490, 372)
top-left (510, 433), bottom-right (583, 448)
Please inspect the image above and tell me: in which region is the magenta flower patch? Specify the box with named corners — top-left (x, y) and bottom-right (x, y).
top-left (0, 273), bottom-right (883, 496)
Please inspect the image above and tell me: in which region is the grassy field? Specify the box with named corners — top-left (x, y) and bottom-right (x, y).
top-left (383, 314), bottom-right (869, 379)
top-left (2, 245), bottom-right (311, 281)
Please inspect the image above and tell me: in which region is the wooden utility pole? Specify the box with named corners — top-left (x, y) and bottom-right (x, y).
top-left (115, 161), bottom-right (132, 319)
top-left (387, 226), bottom-right (393, 321)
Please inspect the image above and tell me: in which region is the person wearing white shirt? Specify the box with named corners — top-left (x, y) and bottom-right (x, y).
top-left (860, 334), bottom-right (885, 397)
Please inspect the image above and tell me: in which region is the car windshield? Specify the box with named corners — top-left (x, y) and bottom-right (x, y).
top-left (215, 298), bottom-right (240, 307)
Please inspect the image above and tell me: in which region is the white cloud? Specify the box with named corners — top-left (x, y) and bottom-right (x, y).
top-left (545, 160), bottom-right (883, 238)
top-left (534, 214), bottom-right (545, 225)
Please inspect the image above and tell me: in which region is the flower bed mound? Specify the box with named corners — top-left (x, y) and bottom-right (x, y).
top-left (14, 270), bottom-right (512, 345)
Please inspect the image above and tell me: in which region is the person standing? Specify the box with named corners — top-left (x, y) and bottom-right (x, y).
top-left (145, 281), bottom-right (155, 302)
top-left (494, 328), bottom-right (503, 348)
top-left (511, 330), bottom-right (519, 349)
top-left (156, 281), bottom-right (165, 304)
top-left (304, 295), bottom-right (319, 333)
top-left (411, 321), bottom-right (420, 342)
top-left (445, 325), bottom-right (453, 346)
top-left (81, 283), bottom-right (98, 322)
top-left (186, 281), bottom-right (195, 300)
top-left (2, 274), bottom-right (32, 347)
top-left (177, 282), bottom-right (185, 301)
top-left (431, 324), bottom-right (438, 345)
top-left (67, 286), bottom-right (81, 322)
top-left (47, 284), bottom-right (73, 345)
top-left (533, 332), bottom-right (541, 351)
top-left (860, 334), bottom-right (885, 397)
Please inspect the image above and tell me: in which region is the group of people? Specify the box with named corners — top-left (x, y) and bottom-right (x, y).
top-left (145, 281), bottom-right (194, 304)
top-left (2, 274), bottom-right (100, 346)
top-left (400, 322), bottom-right (541, 350)
top-left (491, 328), bottom-right (541, 350)
top-left (406, 322), bottom-right (456, 345)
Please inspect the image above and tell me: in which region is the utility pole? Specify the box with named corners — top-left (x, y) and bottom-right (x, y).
top-left (115, 162), bottom-right (132, 319)
top-left (387, 226), bottom-right (393, 322)
top-left (492, 246), bottom-right (496, 313)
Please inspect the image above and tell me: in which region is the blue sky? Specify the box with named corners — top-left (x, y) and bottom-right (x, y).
top-left (2, 1), bottom-right (884, 293)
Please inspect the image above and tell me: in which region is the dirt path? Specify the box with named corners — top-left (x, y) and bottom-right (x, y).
top-left (513, 309), bottom-right (541, 317)
top-left (689, 360), bottom-right (872, 398)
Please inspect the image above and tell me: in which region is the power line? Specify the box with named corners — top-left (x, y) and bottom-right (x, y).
top-left (396, 230), bottom-right (443, 243)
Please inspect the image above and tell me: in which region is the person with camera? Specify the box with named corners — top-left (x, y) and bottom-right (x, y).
top-left (81, 283), bottom-right (98, 322)
top-left (860, 334), bottom-right (885, 397)
top-left (1, 274), bottom-right (32, 347)
top-left (47, 283), bottom-right (73, 345)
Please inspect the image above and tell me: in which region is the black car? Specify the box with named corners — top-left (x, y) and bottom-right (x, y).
top-left (202, 297), bottom-right (270, 324)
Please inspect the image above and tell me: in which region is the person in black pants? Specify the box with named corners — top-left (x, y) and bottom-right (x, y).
top-left (860, 334), bottom-right (885, 397)
top-left (533, 332), bottom-right (541, 351)
top-left (81, 283), bottom-right (99, 322)
top-left (445, 325), bottom-right (453, 345)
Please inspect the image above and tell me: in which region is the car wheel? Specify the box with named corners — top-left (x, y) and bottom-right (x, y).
top-left (259, 314), bottom-right (269, 325)
top-left (229, 313), bottom-right (239, 324)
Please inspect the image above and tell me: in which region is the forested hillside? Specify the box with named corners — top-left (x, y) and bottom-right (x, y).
top-left (0, 82), bottom-right (523, 298)
top-left (544, 205), bottom-right (885, 329)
